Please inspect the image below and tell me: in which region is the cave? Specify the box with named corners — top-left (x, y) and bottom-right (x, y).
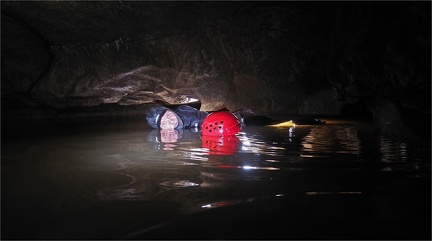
top-left (1, 1), bottom-right (431, 240)
top-left (1, 1), bottom-right (430, 139)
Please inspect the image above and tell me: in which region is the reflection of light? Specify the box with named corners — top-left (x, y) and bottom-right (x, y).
top-left (300, 154), bottom-right (314, 158)
top-left (379, 137), bottom-right (408, 163)
top-left (241, 139), bottom-right (251, 146)
top-left (177, 148), bottom-right (209, 161)
top-left (302, 143), bottom-right (313, 149)
top-left (189, 156), bottom-right (208, 161)
top-left (265, 159), bottom-right (280, 163)
top-left (289, 127), bottom-right (294, 138)
top-left (268, 146), bottom-right (285, 150)
top-left (242, 166), bottom-right (280, 170)
top-left (163, 95), bottom-right (200, 104)
top-left (301, 126), bottom-right (361, 157)
top-left (184, 97), bottom-right (199, 103)
top-left (275, 194), bottom-right (285, 197)
top-left (173, 180), bottom-right (199, 187)
top-left (239, 135), bottom-right (252, 151)
top-left (160, 180), bottom-right (200, 188)
top-left (189, 148), bottom-right (208, 152)
top-left (201, 200), bottom-right (241, 209)
top-left (235, 132), bottom-right (287, 157)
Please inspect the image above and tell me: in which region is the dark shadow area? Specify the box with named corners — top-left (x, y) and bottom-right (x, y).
top-left (339, 100), bottom-right (373, 120)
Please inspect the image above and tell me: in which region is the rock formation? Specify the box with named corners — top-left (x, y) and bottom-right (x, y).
top-left (1, 1), bottom-right (430, 139)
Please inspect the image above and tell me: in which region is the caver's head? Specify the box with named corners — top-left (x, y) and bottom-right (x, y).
top-left (201, 111), bottom-right (241, 136)
top-left (159, 109), bottom-right (180, 129)
top-left (146, 106), bottom-right (184, 129)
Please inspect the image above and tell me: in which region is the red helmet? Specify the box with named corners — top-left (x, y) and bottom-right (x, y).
top-left (201, 135), bottom-right (241, 155)
top-left (201, 111), bottom-right (241, 136)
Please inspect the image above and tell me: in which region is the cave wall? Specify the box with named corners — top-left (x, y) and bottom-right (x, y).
top-left (2, 1), bottom-right (341, 115)
top-left (1, 13), bottom-right (52, 107)
top-left (1, 1), bottom-right (430, 137)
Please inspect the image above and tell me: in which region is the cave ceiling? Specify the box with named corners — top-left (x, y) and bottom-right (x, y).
top-left (1, 1), bottom-right (199, 45)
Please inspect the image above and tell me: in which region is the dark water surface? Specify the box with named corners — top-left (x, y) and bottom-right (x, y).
top-left (1, 117), bottom-right (430, 239)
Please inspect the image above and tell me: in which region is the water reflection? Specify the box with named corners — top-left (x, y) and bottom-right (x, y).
top-left (301, 125), bottom-right (361, 157)
top-left (201, 135), bottom-right (241, 155)
top-left (97, 123), bottom-right (378, 215)
top-left (379, 136), bottom-right (408, 163)
top-left (1, 118), bottom-right (430, 239)
top-left (95, 126), bottom-right (315, 214)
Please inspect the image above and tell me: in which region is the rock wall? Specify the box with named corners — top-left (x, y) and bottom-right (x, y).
top-left (1, 13), bottom-right (52, 107)
top-left (1, 1), bottom-right (430, 138)
top-left (2, 2), bottom-right (334, 115)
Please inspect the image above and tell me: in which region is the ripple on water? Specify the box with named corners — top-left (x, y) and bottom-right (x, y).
top-left (1, 118), bottom-right (430, 239)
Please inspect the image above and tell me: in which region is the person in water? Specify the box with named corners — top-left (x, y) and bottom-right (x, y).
top-left (146, 104), bottom-right (325, 135)
top-left (146, 104), bottom-right (246, 153)
top-left (146, 104), bottom-right (210, 130)
top-left (146, 104), bottom-right (281, 132)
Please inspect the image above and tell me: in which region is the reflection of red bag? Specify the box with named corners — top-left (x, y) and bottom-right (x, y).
top-left (202, 135), bottom-right (241, 155)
